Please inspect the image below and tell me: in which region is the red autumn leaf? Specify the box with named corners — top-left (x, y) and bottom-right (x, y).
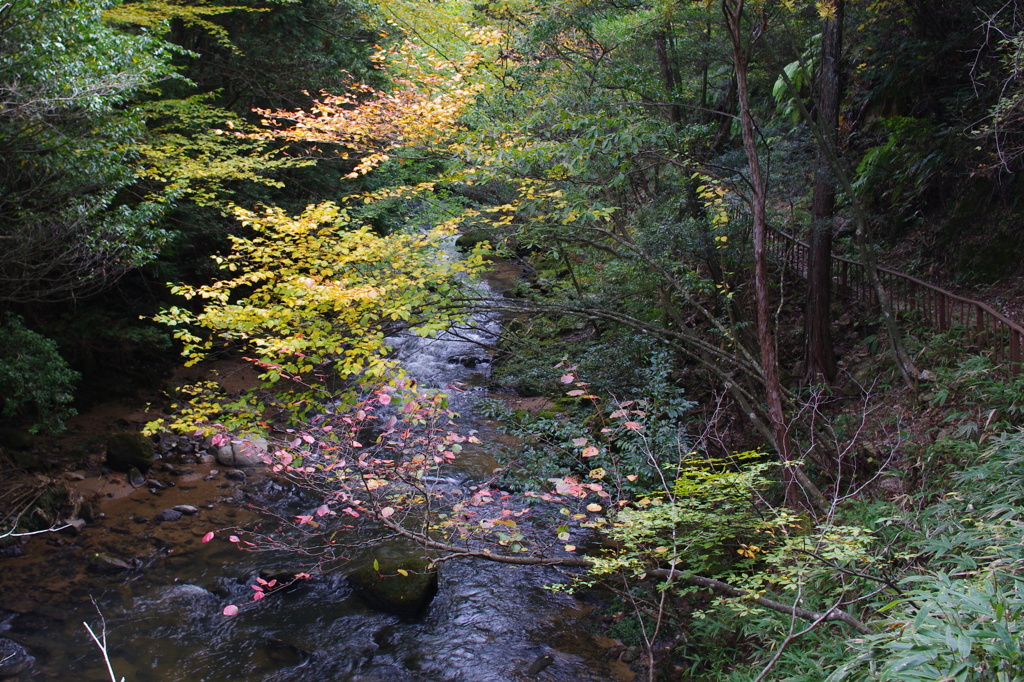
top-left (201, 531), bottom-right (215, 543)
top-left (229, 535), bottom-right (240, 543)
top-left (252, 591), bottom-right (264, 602)
top-left (315, 504), bottom-right (330, 517)
top-left (222, 605), bottom-right (239, 616)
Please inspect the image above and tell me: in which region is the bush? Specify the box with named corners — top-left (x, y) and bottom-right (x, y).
top-left (0, 314), bottom-right (79, 433)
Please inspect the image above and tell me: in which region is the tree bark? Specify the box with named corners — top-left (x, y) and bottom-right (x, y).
top-left (724, 0), bottom-right (798, 506)
top-left (803, 0), bottom-right (843, 383)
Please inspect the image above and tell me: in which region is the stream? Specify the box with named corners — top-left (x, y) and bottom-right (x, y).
top-left (0, 263), bottom-right (629, 681)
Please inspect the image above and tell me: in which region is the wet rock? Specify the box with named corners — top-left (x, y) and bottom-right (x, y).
top-left (0, 637), bottom-right (34, 675)
top-left (348, 557), bottom-right (438, 617)
top-left (173, 505), bottom-right (199, 515)
top-left (262, 638), bottom-right (309, 668)
top-left (447, 354), bottom-right (490, 368)
top-left (155, 509), bottom-right (183, 522)
top-left (88, 553), bottom-right (134, 573)
top-left (127, 467), bottom-right (147, 488)
top-left (526, 654), bottom-right (554, 675)
top-left (63, 471), bottom-right (86, 482)
top-left (61, 518), bottom-right (87, 534)
top-left (146, 479), bottom-right (167, 490)
top-left (215, 434), bottom-right (267, 468)
top-left (169, 466), bottom-right (194, 476)
top-left (224, 469), bottom-right (247, 481)
top-left (0, 545), bottom-right (24, 558)
top-left (197, 454), bottom-right (216, 465)
top-left (105, 432), bottom-right (155, 472)
top-left (131, 516), bottom-right (149, 524)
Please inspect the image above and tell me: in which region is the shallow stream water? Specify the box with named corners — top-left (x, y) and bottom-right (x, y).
top-left (0, 264), bottom-right (629, 681)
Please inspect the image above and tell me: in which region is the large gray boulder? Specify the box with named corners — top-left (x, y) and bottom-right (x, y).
top-left (213, 434), bottom-right (267, 467)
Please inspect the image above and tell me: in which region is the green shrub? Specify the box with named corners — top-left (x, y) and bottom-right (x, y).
top-left (0, 314), bottom-right (79, 433)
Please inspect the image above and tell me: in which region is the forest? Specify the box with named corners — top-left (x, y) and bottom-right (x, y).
top-left (3, 0), bottom-right (1024, 680)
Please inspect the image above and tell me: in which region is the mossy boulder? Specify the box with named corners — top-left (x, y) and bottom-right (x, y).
top-left (455, 229), bottom-right (492, 251)
top-left (348, 557), bottom-right (438, 617)
top-left (105, 431), bottom-right (155, 472)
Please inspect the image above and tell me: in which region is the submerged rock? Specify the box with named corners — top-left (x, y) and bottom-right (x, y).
top-left (348, 557), bottom-right (438, 617)
top-left (105, 432), bottom-right (155, 472)
top-left (0, 637), bottom-right (34, 675)
top-left (155, 509), bottom-right (182, 522)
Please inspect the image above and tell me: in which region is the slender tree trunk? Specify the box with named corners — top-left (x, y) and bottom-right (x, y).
top-left (654, 26), bottom-right (682, 125)
top-left (804, 0), bottom-right (843, 383)
top-left (725, 0), bottom-right (795, 503)
top-left (725, 0), bottom-right (828, 511)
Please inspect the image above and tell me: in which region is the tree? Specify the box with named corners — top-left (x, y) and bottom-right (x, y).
top-left (152, 199), bottom-right (489, 428)
top-left (0, 0), bottom-right (178, 303)
top-left (804, 0), bottom-right (843, 383)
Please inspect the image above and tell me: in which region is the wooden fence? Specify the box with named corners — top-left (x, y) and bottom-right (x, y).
top-left (766, 228), bottom-right (1024, 373)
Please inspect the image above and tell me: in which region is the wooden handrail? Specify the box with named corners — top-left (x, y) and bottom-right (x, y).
top-left (767, 228), bottom-right (1024, 374)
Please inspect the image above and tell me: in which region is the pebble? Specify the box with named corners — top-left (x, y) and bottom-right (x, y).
top-left (131, 516), bottom-right (149, 524)
top-left (173, 505), bottom-right (199, 515)
top-left (225, 469), bottom-right (247, 481)
top-left (155, 509), bottom-right (182, 522)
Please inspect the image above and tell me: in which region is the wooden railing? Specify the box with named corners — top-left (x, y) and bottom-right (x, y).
top-left (766, 228), bottom-right (1024, 373)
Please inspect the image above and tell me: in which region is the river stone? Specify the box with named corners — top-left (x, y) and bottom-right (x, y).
top-left (0, 638), bottom-right (34, 675)
top-left (215, 434), bottom-right (267, 467)
top-left (105, 431), bottom-right (155, 472)
top-left (348, 558), bottom-right (438, 617)
top-left (155, 509), bottom-right (182, 522)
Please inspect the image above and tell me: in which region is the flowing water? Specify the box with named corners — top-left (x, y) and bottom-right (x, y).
top-left (0, 264), bottom-right (628, 681)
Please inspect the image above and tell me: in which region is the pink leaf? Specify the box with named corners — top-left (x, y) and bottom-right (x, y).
top-left (256, 577), bottom-right (268, 586)
top-left (352, 440), bottom-right (363, 448)
top-left (582, 446), bottom-right (599, 458)
top-left (566, 389), bottom-right (585, 396)
top-left (302, 433), bottom-right (315, 444)
top-left (571, 437), bottom-right (588, 447)
top-left (341, 507), bottom-right (360, 518)
top-left (316, 504), bottom-right (330, 517)
top-left (252, 591), bottom-right (264, 602)
top-left (201, 531), bottom-right (215, 543)
top-left (295, 515), bottom-right (313, 525)
top-left (378, 394), bottom-right (392, 405)
top-left (380, 506), bottom-right (395, 518)
top-left (560, 374), bottom-right (575, 384)
top-left (222, 605), bottom-right (239, 616)
top-left (403, 401), bottom-right (417, 414)
top-left (624, 421), bottom-right (642, 430)
top-left (229, 535), bottom-right (240, 543)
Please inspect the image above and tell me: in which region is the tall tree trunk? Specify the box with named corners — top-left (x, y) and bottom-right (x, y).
top-left (804, 0), bottom-right (843, 383)
top-left (725, 0), bottom-right (828, 511)
top-left (654, 26), bottom-right (682, 125)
